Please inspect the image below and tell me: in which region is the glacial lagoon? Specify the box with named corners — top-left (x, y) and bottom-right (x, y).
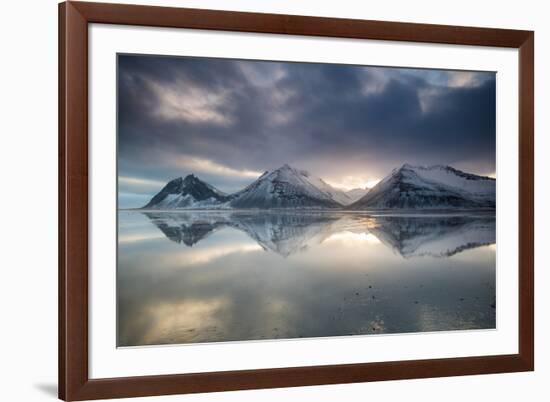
top-left (117, 210), bottom-right (496, 347)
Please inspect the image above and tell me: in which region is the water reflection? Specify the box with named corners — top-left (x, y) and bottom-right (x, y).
top-left (368, 215), bottom-right (495, 258)
top-left (117, 211), bottom-right (496, 347)
top-left (143, 211), bottom-right (495, 258)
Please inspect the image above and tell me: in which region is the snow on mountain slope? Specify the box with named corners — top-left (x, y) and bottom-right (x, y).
top-left (141, 163), bottom-right (495, 211)
top-left (143, 174), bottom-right (229, 209)
top-left (350, 164), bottom-right (495, 209)
top-left (407, 165), bottom-right (495, 201)
top-left (297, 170), bottom-right (354, 205)
top-left (229, 164), bottom-right (344, 209)
top-left (345, 188), bottom-right (368, 202)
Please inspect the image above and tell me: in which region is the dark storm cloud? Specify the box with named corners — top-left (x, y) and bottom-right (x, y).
top-left (117, 54), bottom-right (496, 207)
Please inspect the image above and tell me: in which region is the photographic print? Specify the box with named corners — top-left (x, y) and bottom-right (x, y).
top-left (117, 54), bottom-right (496, 347)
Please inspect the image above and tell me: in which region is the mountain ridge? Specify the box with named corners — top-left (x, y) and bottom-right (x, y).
top-left (349, 164), bottom-right (495, 210)
top-left (228, 164), bottom-right (345, 209)
top-left (141, 163), bottom-right (496, 210)
top-left (143, 174), bottom-right (229, 209)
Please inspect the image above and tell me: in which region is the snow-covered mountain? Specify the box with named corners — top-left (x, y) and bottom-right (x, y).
top-left (143, 174), bottom-right (229, 209)
top-left (142, 163), bottom-right (496, 211)
top-left (228, 164), bottom-right (345, 209)
top-left (350, 164), bottom-right (495, 210)
top-left (345, 187), bottom-right (368, 202)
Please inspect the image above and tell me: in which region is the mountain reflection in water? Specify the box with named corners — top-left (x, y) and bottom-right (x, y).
top-left (117, 210), bottom-right (496, 347)
top-left (143, 211), bottom-right (495, 258)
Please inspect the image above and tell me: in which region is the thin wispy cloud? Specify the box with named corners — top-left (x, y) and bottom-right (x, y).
top-left (325, 176), bottom-right (381, 191)
top-left (148, 78), bottom-right (234, 126)
top-left (119, 176), bottom-right (166, 188)
top-left (171, 155), bottom-right (262, 179)
top-left (447, 71), bottom-right (489, 88)
top-left (418, 87), bottom-right (443, 114)
top-left (237, 61), bottom-right (287, 88)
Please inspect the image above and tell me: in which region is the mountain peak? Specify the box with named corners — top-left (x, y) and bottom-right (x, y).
top-left (397, 163), bottom-right (437, 172)
top-left (160, 177), bottom-right (185, 193)
top-left (391, 163), bottom-right (419, 176)
top-left (229, 164), bottom-right (344, 209)
top-left (398, 164), bottom-right (495, 181)
top-left (350, 163), bottom-right (495, 210)
top-left (143, 174), bottom-right (228, 209)
top-left (273, 164), bottom-right (312, 178)
top-left (167, 176), bottom-right (183, 184)
top-left (276, 163), bottom-right (297, 173)
top-left (183, 173), bottom-right (201, 185)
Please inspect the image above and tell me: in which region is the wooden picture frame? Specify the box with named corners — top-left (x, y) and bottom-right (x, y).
top-left (59, 1), bottom-right (534, 400)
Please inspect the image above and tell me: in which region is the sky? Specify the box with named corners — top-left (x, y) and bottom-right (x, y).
top-left (118, 54), bottom-right (496, 208)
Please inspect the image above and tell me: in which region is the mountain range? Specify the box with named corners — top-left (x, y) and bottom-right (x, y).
top-left (141, 163), bottom-right (495, 210)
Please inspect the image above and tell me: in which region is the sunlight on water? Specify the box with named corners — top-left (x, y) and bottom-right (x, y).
top-left (117, 211), bottom-right (496, 347)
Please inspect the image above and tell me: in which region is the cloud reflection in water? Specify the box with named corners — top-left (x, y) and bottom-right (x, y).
top-left (117, 211), bottom-right (496, 346)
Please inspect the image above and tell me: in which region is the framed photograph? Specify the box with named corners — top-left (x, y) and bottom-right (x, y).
top-left (59, 1), bottom-right (534, 400)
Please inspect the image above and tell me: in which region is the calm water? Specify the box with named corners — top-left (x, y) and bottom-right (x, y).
top-left (117, 210), bottom-right (496, 347)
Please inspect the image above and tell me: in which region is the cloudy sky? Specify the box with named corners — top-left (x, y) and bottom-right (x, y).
top-left (118, 54), bottom-right (496, 208)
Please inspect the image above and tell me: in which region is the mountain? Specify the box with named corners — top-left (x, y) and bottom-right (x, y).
top-left (141, 163), bottom-right (496, 211)
top-left (143, 174), bottom-right (229, 209)
top-left (345, 187), bottom-right (368, 202)
top-left (228, 164), bottom-right (344, 209)
top-left (349, 164), bottom-right (495, 210)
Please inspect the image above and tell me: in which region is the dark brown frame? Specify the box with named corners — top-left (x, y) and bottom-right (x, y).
top-left (59, 1), bottom-right (534, 400)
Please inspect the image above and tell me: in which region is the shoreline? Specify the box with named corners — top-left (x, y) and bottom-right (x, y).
top-left (119, 208), bottom-right (496, 217)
